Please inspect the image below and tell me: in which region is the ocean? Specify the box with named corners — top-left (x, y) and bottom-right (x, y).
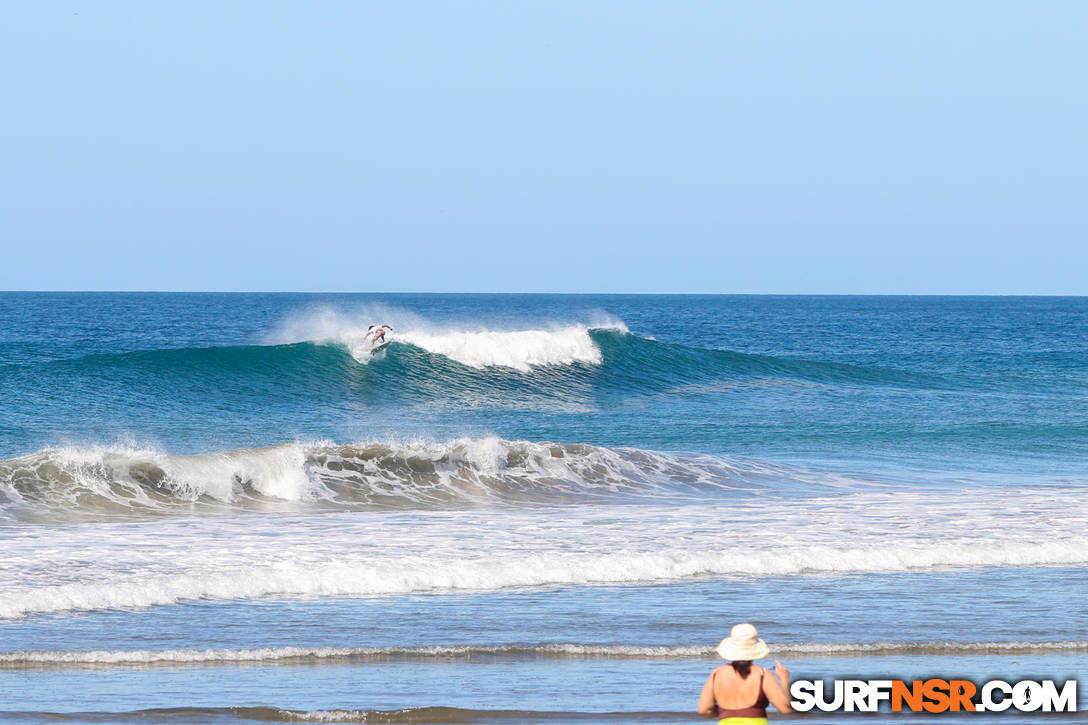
top-left (0, 293), bottom-right (1085, 723)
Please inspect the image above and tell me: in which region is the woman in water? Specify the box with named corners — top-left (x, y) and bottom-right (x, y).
top-left (697, 623), bottom-right (793, 723)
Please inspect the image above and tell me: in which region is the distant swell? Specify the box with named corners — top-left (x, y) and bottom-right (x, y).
top-left (3, 641), bottom-right (1085, 669)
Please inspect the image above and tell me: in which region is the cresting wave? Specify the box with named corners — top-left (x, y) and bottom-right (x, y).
top-left (3, 641), bottom-right (1085, 669)
top-left (0, 438), bottom-right (816, 519)
top-left (254, 304), bottom-right (957, 389)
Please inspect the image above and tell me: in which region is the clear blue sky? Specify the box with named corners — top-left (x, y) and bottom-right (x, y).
top-left (2, 1), bottom-right (1085, 293)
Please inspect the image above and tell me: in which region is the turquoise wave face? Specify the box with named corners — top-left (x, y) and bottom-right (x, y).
top-left (1, 294), bottom-right (1086, 476)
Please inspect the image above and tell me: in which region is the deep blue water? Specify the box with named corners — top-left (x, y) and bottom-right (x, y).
top-left (3, 293), bottom-right (1086, 471)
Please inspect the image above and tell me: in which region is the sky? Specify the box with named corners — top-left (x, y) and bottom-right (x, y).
top-left (1, 1), bottom-right (1085, 293)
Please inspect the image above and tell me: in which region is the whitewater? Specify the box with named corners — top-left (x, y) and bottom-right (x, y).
top-left (3, 463), bottom-right (1086, 618)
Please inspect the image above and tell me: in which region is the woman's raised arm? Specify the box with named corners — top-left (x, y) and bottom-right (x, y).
top-left (763, 660), bottom-right (794, 714)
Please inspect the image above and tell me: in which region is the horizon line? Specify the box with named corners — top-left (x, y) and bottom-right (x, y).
top-left (1, 290), bottom-right (1086, 297)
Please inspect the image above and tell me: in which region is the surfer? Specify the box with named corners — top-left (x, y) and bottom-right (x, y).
top-left (366, 324), bottom-right (393, 348)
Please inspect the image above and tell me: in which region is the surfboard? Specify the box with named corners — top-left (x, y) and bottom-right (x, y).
top-left (370, 340), bottom-right (391, 353)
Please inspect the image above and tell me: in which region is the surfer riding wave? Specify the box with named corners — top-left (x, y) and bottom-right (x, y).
top-left (364, 324), bottom-right (393, 350)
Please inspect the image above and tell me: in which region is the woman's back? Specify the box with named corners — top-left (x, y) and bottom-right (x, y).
top-left (711, 665), bottom-right (769, 716)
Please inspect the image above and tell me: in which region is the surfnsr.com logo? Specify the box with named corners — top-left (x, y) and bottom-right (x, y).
top-left (790, 679), bottom-right (1078, 713)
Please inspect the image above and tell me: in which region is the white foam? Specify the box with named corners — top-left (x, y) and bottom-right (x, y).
top-left (2, 532), bottom-right (1086, 619)
top-left (771, 641), bottom-right (1088, 656)
top-left (4, 446), bottom-right (1087, 619)
top-left (275, 710), bottom-right (376, 722)
top-left (3, 641), bottom-right (1083, 668)
top-left (0, 644), bottom-right (705, 666)
top-left (395, 326), bottom-right (604, 371)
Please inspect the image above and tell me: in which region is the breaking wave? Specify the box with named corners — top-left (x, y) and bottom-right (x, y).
top-left (0, 438), bottom-right (840, 520)
top-left (7, 309), bottom-right (950, 421)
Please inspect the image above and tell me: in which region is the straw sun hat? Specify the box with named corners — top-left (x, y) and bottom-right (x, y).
top-left (716, 623), bottom-right (771, 661)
